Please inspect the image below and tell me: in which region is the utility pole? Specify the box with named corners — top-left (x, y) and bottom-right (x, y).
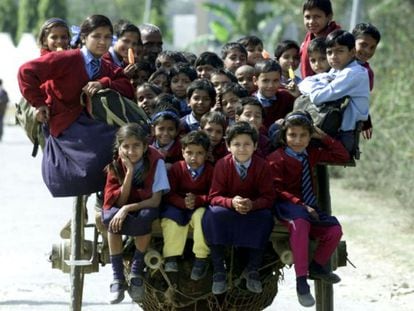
top-left (144, 0), bottom-right (152, 23)
top-left (350, 0), bottom-right (362, 30)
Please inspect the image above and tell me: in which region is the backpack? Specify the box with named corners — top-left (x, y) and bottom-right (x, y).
top-left (293, 95), bottom-right (350, 137)
top-left (82, 88), bottom-right (151, 133)
top-left (15, 97), bottom-right (45, 157)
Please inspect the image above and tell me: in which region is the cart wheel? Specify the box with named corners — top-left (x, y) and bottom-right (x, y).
top-left (69, 195), bottom-right (87, 311)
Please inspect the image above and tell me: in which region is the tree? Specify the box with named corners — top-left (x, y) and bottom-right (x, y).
top-left (16, 0), bottom-right (40, 43)
top-left (0, 0), bottom-right (18, 44)
top-left (36, 0), bottom-right (67, 35)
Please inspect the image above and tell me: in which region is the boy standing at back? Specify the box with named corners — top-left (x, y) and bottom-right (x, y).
top-left (253, 60), bottom-right (295, 131)
top-left (298, 29), bottom-right (370, 154)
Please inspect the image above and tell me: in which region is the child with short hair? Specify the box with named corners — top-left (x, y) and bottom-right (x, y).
top-left (221, 82), bottom-right (248, 125)
top-left (221, 42), bottom-right (247, 73)
top-left (274, 39), bottom-right (301, 86)
top-left (300, 0), bottom-right (340, 78)
top-left (298, 29), bottom-right (370, 154)
top-left (136, 82), bottom-right (162, 116)
top-left (169, 63), bottom-right (198, 116)
top-left (200, 111), bottom-right (229, 164)
top-left (237, 35), bottom-right (264, 66)
top-left (235, 64), bottom-right (256, 95)
top-left (155, 50), bottom-right (188, 72)
top-left (148, 68), bottom-right (170, 93)
top-left (180, 79), bottom-right (216, 133)
top-left (131, 60), bottom-right (155, 88)
top-left (267, 111), bottom-right (349, 307)
top-left (307, 37), bottom-right (331, 74)
top-left (103, 123), bottom-right (170, 304)
top-left (151, 104), bottom-right (182, 169)
top-left (253, 60), bottom-right (295, 130)
top-left (202, 121), bottom-right (275, 295)
top-left (235, 97), bottom-right (270, 158)
top-left (194, 51), bottom-right (224, 80)
top-left (161, 130), bottom-right (214, 279)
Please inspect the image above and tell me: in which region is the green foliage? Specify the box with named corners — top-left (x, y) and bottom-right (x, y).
top-left (36, 0), bottom-right (67, 37)
top-left (0, 0), bottom-right (18, 44)
top-left (16, 0), bottom-right (40, 43)
top-left (342, 0), bottom-right (414, 208)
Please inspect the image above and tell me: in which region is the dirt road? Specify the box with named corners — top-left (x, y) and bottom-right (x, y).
top-left (0, 125), bottom-right (413, 310)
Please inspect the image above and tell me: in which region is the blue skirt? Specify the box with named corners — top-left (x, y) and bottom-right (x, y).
top-left (275, 200), bottom-right (339, 226)
top-left (160, 204), bottom-right (195, 226)
top-left (102, 206), bottom-right (159, 236)
top-left (202, 205), bottom-right (274, 249)
top-left (42, 112), bottom-right (117, 197)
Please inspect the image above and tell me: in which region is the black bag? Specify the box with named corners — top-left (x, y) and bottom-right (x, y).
top-left (82, 88), bottom-right (151, 133)
top-left (293, 95), bottom-right (349, 137)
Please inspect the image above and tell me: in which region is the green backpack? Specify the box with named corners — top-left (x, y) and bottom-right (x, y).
top-left (15, 98), bottom-right (45, 157)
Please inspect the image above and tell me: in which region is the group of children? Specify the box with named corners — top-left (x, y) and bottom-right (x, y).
top-left (16, 0), bottom-right (382, 308)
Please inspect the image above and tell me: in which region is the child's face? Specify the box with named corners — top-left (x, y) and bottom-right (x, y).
top-left (182, 144), bottom-right (207, 170)
top-left (223, 49), bottom-right (247, 73)
top-left (285, 125), bottom-right (311, 154)
top-left (254, 71), bottom-right (281, 98)
top-left (326, 44), bottom-right (356, 70)
top-left (309, 51), bottom-right (330, 74)
top-left (132, 70), bottom-right (150, 88)
top-left (210, 73), bottom-right (231, 94)
top-left (236, 104), bottom-right (263, 131)
top-left (151, 74), bottom-right (169, 93)
top-left (170, 73), bottom-right (191, 99)
top-left (119, 136), bottom-right (147, 165)
top-left (202, 122), bottom-right (224, 147)
top-left (114, 31), bottom-right (141, 63)
top-left (84, 26), bottom-right (113, 58)
top-left (355, 34), bottom-right (378, 63)
top-left (153, 119), bottom-right (178, 147)
top-left (228, 134), bottom-right (257, 163)
top-left (43, 26), bottom-right (70, 51)
top-left (235, 67), bottom-right (255, 94)
top-left (196, 64), bottom-right (215, 79)
top-left (246, 44), bottom-right (264, 66)
top-left (278, 48), bottom-right (300, 76)
top-left (188, 89), bottom-right (212, 118)
top-left (156, 55), bottom-right (175, 71)
top-left (222, 91), bottom-right (241, 120)
top-left (136, 87), bottom-right (156, 115)
top-left (303, 8), bottom-right (332, 36)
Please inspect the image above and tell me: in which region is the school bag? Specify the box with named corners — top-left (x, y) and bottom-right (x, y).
top-left (15, 97), bottom-right (45, 157)
top-left (82, 88), bottom-right (151, 133)
top-left (293, 95), bottom-right (350, 137)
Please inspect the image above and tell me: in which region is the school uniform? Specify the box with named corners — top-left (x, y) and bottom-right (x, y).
top-left (18, 47), bottom-right (135, 196)
top-left (180, 112), bottom-right (200, 133)
top-left (359, 61), bottom-right (374, 91)
top-left (267, 136), bottom-right (349, 277)
top-left (255, 89), bottom-right (295, 130)
top-left (255, 133), bottom-right (271, 158)
top-left (300, 21), bottom-right (341, 78)
top-left (207, 139), bottom-right (229, 165)
top-left (103, 146), bottom-right (170, 236)
top-left (151, 137), bottom-right (183, 165)
top-left (161, 160), bottom-right (214, 258)
top-left (202, 154), bottom-right (275, 250)
top-left (102, 48), bottom-right (125, 68)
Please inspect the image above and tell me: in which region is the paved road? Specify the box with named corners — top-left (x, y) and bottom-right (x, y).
top-left (1, 124), bottom-right (400, 311)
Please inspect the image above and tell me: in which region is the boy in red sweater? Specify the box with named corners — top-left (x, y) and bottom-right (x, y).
top-left (161, 131), bottom-right (214, 280)
top-left (202, 122), bottom-right (275, 295)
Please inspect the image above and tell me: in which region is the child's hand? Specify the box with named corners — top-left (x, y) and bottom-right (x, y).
top-left (109, 206), bottom-right (129, 233)
top-left (184, 193), bottom-right (196, 210)
top-left (286, 81), bottom-right (301, 98)
top-left (35, 105), bottom-right (49, 123)
top-left (82, 81), bottom-right (103, 97)
top-left (311, 126), bottom-right (327, 140)
top-left (123, 64), bottom-right (137, 78)
top-left (362, 128), bottom-right (373, 140)
top-left (119, 151), bottom-right (134, 171)
top-left (232, 196), bottom-right (251, 214)
top-left (305, 205), bottom-right (320, 221)
top-left (238, 198), bottom-right (253, 213)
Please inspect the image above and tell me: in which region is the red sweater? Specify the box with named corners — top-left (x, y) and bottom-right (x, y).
top-left (300, 21), bottom-right (341, 78)
top-left (103, 146), bottom-right (163, 209)
top-left (165, 160), bottom-right (214, 209)
top-left (266, 136), bottom-right (349, 206)
top-left (209, 154), bottom-right (275, 210)
top-left (260, 89), bottom-right (295, 130)
top-left (18, 49), bottom-right (134, 137)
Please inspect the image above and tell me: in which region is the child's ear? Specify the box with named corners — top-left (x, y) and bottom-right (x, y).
top-left (252, 75), bottom-right (258, 86)
top-left (235, 114), bottom-right (240, 122)
top-left (253, 142), bottom-right (258, 151)
top-left (151, 125), bottom-right (155, 137)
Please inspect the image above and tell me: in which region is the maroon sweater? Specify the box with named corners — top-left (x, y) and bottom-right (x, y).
top-left (209, 154), bottom-right (275, 210)
top-left (266, 136), bottom-right (349, 206)
top-left (18, 49), bottom-right (134, 136)
top-left (165, 160), bottom-right (214, 209)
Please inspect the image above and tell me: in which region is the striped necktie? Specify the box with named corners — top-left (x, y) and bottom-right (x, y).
top-left (190, 169), bottom-right (198, 179)
top-left (90, 58), bottom-right (100, 79)
top-left (239, 164), bottom-right (247, 180)
top-left (299, 154), bottom-right (317, 206)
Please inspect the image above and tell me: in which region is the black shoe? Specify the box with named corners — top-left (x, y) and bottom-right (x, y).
top-left (296, 276), bottom-right (315, 307)
top-left (191, 258), bottom-right (209, 281)
top-left (109, 279), bottom-right (127, 304)
top-left (308, 261), bottom-right (341, 284)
